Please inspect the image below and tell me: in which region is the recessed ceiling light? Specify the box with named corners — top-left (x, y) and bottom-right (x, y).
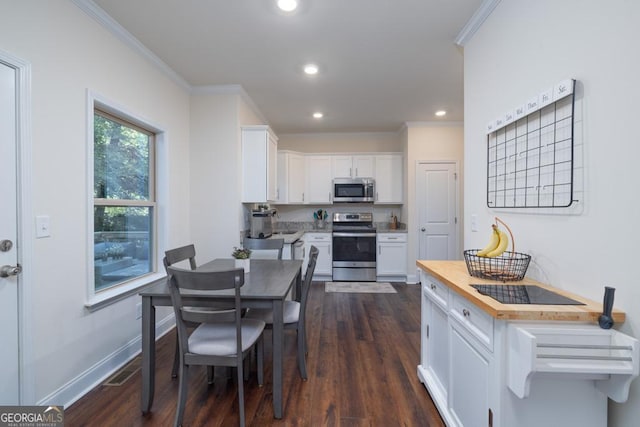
top-left (435, 110), bottom-right (447, 117)
top-left (313, 112), bottom-right (324, 119)
top-left (277, 0), bottom-right (298, 12)
top-left (303, 63), bottom-right (319, 75)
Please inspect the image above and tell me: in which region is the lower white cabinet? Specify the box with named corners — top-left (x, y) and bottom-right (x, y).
top-left (417, 270), bottom-right (637, 427)
top-left (376, 233), bottom-right (407, 277)
top-left (303, 232), bottom-right (332, 277)
top-left (421, 280), bottom-right (449, 411)
top-left (449, 319), bottom-right (491, 427)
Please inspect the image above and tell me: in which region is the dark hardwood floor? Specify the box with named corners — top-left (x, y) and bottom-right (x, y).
top-left (65, 282), bottom-right (444, 426)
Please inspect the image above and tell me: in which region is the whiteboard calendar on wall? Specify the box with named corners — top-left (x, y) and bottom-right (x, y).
top-left (486, 79), bottom-right (576, 208)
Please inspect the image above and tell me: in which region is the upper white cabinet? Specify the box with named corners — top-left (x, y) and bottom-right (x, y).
top-left (332, 155), bottom-right (374, 179)
top-left (241, 125), bottom-right (278, 203)
top-left (305, 155), bottom-right (333, 204)
top-left (374, 154), bottom-right (403, 204)
top-left (275, 151), bottom-right (403, 205)
top-left (276, 151), bottom-right (305, 204)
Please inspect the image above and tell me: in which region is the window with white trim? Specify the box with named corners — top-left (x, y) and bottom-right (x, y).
top-left (93, 108), bottom-right (156, 292)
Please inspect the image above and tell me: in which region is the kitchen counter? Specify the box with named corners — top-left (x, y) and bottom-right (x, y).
top-left (375, 222), bottom-right (407, 232)
top-left (417, 260), bottom-right (625, 323)
top-left (268, 230), bottom-right (305, 244)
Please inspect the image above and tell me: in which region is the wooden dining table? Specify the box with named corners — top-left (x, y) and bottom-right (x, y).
top-left (139, 258), bottom-right (303, 419)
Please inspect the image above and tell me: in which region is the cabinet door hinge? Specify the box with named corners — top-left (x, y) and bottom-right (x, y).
top-left (488, 408), bottom-right (493, 427)
top-left (426, 324), bottom-right (429, 338)
top-left (454, 217), bottom-right (458, 224)
top-left (454, 172), bottom-right (458, 180)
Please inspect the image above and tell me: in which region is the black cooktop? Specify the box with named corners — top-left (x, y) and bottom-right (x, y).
top-left (470, 284), bottom-right (586, 305)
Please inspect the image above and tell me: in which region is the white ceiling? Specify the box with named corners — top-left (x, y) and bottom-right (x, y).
top-left (91, 0), bottom-right (484, 134)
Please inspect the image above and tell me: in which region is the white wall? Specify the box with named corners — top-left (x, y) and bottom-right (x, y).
top-left (464, 1), bottom-right (640, 425)
top-left (190, 91), bottom-right (259, 259)
top-left (278, 131), bottom-right (401, 152)
top-left (0, 1), bottom-right (191, 405)
top-left (189, 90), bottom-right (271, 258)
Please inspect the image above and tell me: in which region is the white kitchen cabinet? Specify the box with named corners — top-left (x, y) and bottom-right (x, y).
top-left (376, 233), bottom-right (407, 277)
top-left (303, 232), bottom-right (332, 277)
top-left (241, 125), bottom-right (278, 203)
top-left (417, 269), bottom-right (638, 427)
top-left (305, 155), bottom-right (333, 204)
top-left (276, 151), bottom-right (305, 204)
top-left (374, 154), bottom-right (403, 203)
top-left (332, 155), bottom-right (374, 179)
top-left (449, 316), bottom-right (492, 427)
top-left (421, 278), bottom-right (450, 413)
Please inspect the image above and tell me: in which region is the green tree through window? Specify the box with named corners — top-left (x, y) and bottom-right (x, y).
top-left (93, 110), bottom-right (155, 291)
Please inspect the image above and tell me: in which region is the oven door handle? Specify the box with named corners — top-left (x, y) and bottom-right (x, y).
top-left (332, 232), bottom-right (377, 237)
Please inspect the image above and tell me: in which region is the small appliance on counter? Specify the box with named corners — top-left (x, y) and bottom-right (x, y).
top-left (249, 208), bottom-right (276, 239)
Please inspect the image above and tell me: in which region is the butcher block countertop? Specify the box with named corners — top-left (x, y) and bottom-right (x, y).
top-left (417, 260), bottom-right (625, 323)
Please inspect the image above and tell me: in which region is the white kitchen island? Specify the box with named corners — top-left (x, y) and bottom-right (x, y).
top-left (417, 261), bottom-right (638, 427)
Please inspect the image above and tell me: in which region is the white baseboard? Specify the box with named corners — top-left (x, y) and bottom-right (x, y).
top-left (39, 313), bottom-right (176, 408)
top-left (406, 273), bottom-right (419, 284)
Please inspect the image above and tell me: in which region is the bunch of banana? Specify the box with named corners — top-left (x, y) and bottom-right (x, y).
top-left (477, 224), bottom-right (509, 257)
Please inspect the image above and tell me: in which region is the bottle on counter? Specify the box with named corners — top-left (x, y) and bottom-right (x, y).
top-left (390, 212), bottom-right (398, 230)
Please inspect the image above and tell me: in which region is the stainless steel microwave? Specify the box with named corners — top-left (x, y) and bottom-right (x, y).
top-left (333, 178), bottom-right (375, 203)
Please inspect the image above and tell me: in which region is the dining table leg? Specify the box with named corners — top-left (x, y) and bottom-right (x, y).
top-left (141, 296), bottom-right (156, 414)
top-left (272, 299), bottom-right (284, 419)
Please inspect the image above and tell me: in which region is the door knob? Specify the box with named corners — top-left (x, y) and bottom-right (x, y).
top-left (421, 227), bottom-right (426, 232)
top-left (1, 264), bottom-right (22, 278)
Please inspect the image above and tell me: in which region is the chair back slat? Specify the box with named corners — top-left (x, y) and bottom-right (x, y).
top-left (164, 244), bottom-right (197, 271)
top-left (167, 266), bottom-right (243, 291)
top-left (243, 237), bottom-right (284, 259)
top-left (167, 267), bottom-right (244, 332)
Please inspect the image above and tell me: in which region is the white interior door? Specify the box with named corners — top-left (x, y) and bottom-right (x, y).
top-left (0, 61), bottom-right (20, 404)
top-left (417, 162), bottom-right (458, 260)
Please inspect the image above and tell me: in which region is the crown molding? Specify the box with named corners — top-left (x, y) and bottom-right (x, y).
top-left (71, 0), bottom-right (191, 92)
top-left (454, 0), bottom-right (501, 47)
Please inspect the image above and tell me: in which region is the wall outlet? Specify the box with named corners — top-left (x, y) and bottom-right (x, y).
top-left (136, 302), bottom-right (142, 320)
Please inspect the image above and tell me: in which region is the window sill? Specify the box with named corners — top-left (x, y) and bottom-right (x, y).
top-left (85, 273), bottom-right (166, 312)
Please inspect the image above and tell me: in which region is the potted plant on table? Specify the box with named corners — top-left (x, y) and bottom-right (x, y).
top-left (231, 247), bottom-right (251, 272)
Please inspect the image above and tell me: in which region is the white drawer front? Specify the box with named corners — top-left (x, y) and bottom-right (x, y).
top-left (423, 276), bottom-right (449, 310)
top-left (450, 293), bottom-right (493, 351)
top-left (377, 233), bottom-right (407, 243)
top-left (305, 233), bottom-right (331, 242)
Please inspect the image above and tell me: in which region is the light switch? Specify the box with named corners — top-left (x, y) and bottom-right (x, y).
top-left (471, 214), bottom-right (478, 232)
top-left (36, 215), bottom-right (50, 238)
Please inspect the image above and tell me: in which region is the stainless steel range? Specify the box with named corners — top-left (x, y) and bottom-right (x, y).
top-left (332, 212), bottom-right (377, 281)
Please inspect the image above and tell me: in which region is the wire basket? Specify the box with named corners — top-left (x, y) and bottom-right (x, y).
top-left (464, 249), bottom-right (531, 281)
top-left (464, 217), bottom-right (530, 281)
